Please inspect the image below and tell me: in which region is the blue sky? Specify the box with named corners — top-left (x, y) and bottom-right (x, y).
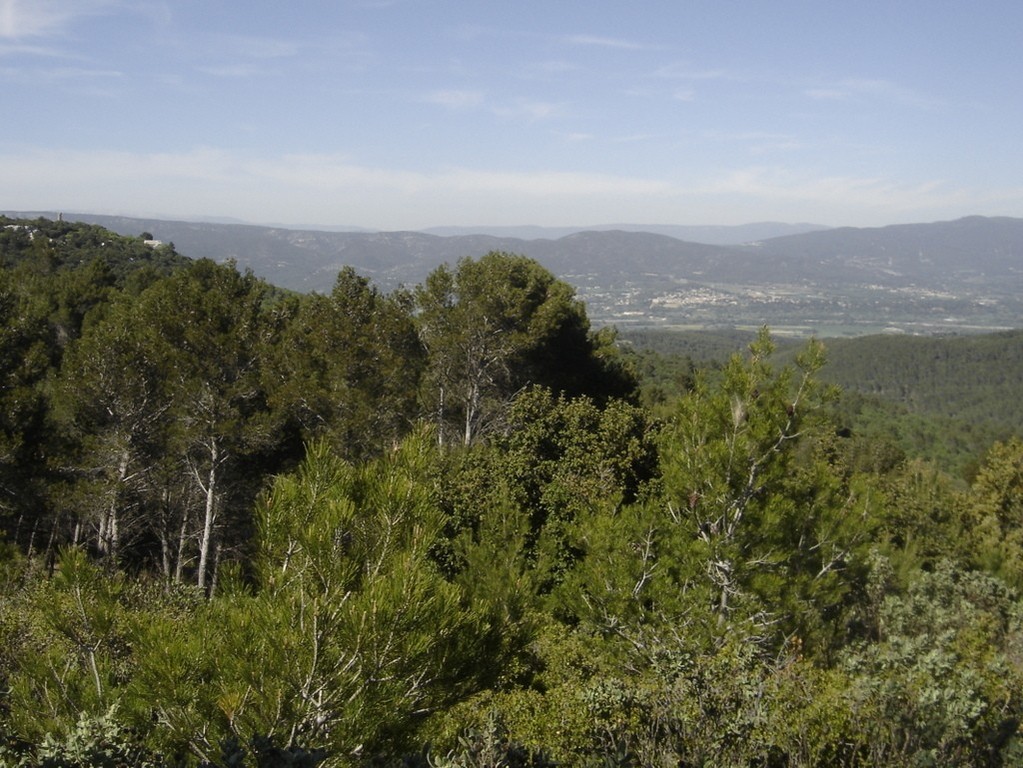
top-left (2, 0), bottom-right (1021, 230)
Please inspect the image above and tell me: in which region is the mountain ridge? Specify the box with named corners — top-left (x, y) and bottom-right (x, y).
top-left (420, 221), bottom-right (830, 243)
top-left (4, 211), bottom-right (1021, 335)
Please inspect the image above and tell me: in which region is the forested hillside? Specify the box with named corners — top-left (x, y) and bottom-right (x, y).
top-left (819, 331), bottom-right (1023, 422)
top-left (622, 327), bottom-right (1023, 476)
top-left (2, 218), bottom-right (1023, 766)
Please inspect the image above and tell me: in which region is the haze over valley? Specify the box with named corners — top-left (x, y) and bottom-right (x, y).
top-left (12, 211), bottom-right (1022, 337)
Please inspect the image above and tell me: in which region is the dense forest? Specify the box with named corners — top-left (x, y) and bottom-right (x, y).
top-left (622, 327), bottom-right (1023, 477)
top-left (2, 217), bottom-right (1023, 766)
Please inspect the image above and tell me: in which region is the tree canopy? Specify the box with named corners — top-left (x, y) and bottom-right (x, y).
top-left (415, 251), bottom-right (635, 445)
top-left (2, 218), bottom-right (1023, 766)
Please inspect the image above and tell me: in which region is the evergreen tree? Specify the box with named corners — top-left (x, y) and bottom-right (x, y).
top-left (128, 435), bottom-right (503, 762)
top-left (53, 293), bottom-right (171, 566)
top-left (0, 268), bottom-right (59, 552)
top-left (266, 267), bottom-right (424, 461)
top-left (126, 260), bottom-right (277, 589)
top-left (415, 252), bottom-right (635, 446)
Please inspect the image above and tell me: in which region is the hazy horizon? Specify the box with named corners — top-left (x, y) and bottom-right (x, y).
top-left (2, 2), bottom-right (1022, 230)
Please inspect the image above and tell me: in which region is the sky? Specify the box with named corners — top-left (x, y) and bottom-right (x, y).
top-left (2, 0), bottom-right (1022, 231)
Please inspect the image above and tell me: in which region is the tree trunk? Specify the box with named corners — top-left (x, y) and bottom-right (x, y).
top-left (98, 448), bottom-right (130, 561)
top-left (464, 379), bottom-right (478, 446)
top-left (437, 384), bottom-right (446, 447)
top-left (196, 437), bottom-right (219, 591)
top-left (174, 505), bottom-right (189, 584)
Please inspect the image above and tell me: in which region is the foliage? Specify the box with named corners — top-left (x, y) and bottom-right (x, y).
top-left (265, 267), bottom-right (424, 460)
top-left (841, 556), bottom-right (1023, 765)
top-left (966, 437), bottom-right (1023, 589)
top-left (0, 269), bottom-right (53, 536)
top-left (628, 327), bottom-right (1023, 477)
top-left (415, 252), bottom-right (635, 446)
top-left (0, 216), bottom-right (187, 283)
top-left (0, 705), bottom-right (159, 768)
top-left (203, 735), bottom-right (327, 768)
top-left (558, 330), bottom-right (876, 655)
top-left (1, 549), bottom-right (135, 741)
top-left (818, 330), bottom-right (1023, 426)
top-left (3, 221), bottom-right (1023, 765)
top-left (121, 436), bottom-right (505, 763)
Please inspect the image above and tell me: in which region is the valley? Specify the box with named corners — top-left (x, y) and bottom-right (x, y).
top-left (6, 211), bottom-right (1023, 337)
top-left (578, 274), bottom-right (1022, 336)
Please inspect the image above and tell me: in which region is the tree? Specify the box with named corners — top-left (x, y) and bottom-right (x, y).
top-left (429, 387), bottom-right (659, 698)
top-left (53, 293), bottom-right (172, 565)
top-left (0, 226), bottom-right (186, 558)
top-left (656, 330), bottom-right (872, 638)
top-left (467, 387), bottom-right (657, 589)
top-left (558, 330), bottom-right (875, 653)
top-left (130, 435), bottom-right (502, 761)
top-left (127, 260), bottom-right (278, 590)
top-left (265, 267), bottom-right (424, 461)
top-left (0, 548), bottom-right (135, 743)
top-left (0, 267), bottom-right (60, 553)
top-left (415, 252), bottom-right (635, 447)
top-left (967, 437), bottom-right (1023, 588)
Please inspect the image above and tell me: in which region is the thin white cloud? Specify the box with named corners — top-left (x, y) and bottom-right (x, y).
top-left (439, 167), bottom-right (671, 196)
top-left (196, 64), bottom-right (264, 79)
top-left (0, 40), bottom-right (68, 57)
top-left (447, 23), bottom-right (489, 43)
top-left (493, 99), bottom-right (566, 121)
top-left (246, 153), bottom-right (671, 197)
top-left (846, 77), bottom-right (937, 108)
top-left (805, 77), bottom-right (936, 108)
top-left (348, 0), bottom-right (403, 8)
top-left (177, 29), bottom-right (372, 84)
top-left (0, 63), bottom-right (122, 84)
top-left (703, 130), bottom-right (800, 146)
top-left (218, 34), bottom-right (302, 60)
top-left (420, 89), bottom-right (485, 108)
top-left (653, 63), bottom-right (734, 81)
top-left (703, 165), bottom-right (989, 214)
top-left (527, 60), bottom-right (580, 75)
top-left (0, 0), bottom-right (66, 37)
top-left (0, 146), bottom-right (670, 205)
top-left (419, 91), bottom-right (565, 122)
top-left (679, 131), bottom-right (805, 157)
top-left (565, 34), bottom-right (650, 51)
top-left (185, 33), bottom-right (317, 80)
top-left (0, 0), bottom-right (118, 39)
top-left (804, 88), bottom-right (846, 101)
top-left (611, 133), bottom-right (661, 144)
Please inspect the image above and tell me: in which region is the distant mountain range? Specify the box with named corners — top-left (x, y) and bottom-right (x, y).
top-left (2, 213), bottom-right (827, 287)
top-left (420, 222), bottom-right (829, 243)
top-left (5, 212), bottom-right (1022, 336)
